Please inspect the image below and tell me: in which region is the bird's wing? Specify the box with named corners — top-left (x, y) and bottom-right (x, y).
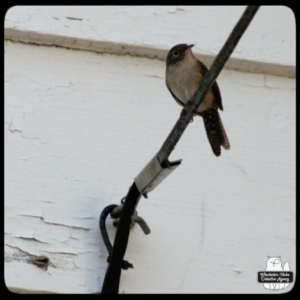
top-left (197, 60), bottom-right (223, 111)
top-left (167, 86), bottom-right (185, 108)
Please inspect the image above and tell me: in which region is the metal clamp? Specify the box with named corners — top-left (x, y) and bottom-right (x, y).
top-left (111, 198), bottom-right (151, 235)
top-left (134, 155), bottom-right (182, 198)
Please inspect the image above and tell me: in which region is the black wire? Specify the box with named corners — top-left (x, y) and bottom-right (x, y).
top-left (99, 204), bottom-right (118, 255)
top-left (99, 204), bottom-right (134, 271)
top-left (156, 6), bottom-right (260, 164)
top-left (101, 183), bottom-right (140, 294)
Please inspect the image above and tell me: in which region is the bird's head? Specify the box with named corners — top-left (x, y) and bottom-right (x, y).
top-left (166, 44), bottom-right (195, 67)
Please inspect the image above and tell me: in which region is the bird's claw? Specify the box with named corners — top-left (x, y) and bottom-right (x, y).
top-left (180, 110), bottom-right (194, 123)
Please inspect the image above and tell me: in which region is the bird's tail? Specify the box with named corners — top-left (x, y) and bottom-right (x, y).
top-left (202, 109), bottom-right (230, 156)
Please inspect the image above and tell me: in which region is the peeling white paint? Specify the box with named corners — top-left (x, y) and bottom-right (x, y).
top-left (5, 6), bottom-right (295, 294)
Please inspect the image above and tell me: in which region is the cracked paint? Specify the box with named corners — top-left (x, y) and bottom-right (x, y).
top-left (5, 30), bottom-right (295, 293)
top-left (65, 16), bottom-right (83, 21)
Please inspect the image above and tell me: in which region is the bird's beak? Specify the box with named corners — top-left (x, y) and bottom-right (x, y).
top-left (187, 44), bottom-right (194, 49)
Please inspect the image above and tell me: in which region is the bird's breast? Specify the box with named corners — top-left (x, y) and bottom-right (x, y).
top-left (166, 63), bottom-right (215, 112)
top-left (166, 64), bottom-right (200, 103)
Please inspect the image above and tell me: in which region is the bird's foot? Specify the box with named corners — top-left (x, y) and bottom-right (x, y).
top-left (180, 110), bottom-right (194, 123)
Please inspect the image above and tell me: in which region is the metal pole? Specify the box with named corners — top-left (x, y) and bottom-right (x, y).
top-left (101, 6), bottom-right (260, 294)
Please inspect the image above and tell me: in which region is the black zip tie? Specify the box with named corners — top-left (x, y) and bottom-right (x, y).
top-left (107, 255), bottom-right (133, 270)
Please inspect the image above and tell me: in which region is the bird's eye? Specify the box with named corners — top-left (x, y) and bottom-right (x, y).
top-left (173, 50), bottom-right (180, 57)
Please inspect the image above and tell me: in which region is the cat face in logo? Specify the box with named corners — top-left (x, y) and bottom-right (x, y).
top-left (266, 256), bottom-right (283, 271)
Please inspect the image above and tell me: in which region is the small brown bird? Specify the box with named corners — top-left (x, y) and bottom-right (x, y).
top-left (165, 44), bottom-right (230, 156)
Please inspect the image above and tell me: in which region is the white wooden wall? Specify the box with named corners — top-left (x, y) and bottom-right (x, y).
top-left (5, 6), bottom-right (295, 293)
